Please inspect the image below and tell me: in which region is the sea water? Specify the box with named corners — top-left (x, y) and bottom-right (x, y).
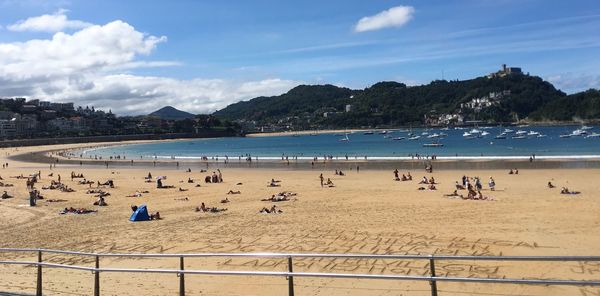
top-left (80, 125), bottom-right (600, 160)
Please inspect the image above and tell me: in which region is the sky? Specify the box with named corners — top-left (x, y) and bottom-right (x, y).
top-left (0, 0), bottom-right (599, 115)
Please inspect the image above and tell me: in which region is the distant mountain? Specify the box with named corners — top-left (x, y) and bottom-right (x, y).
top-left (149, 106), bottom-right (195, 120)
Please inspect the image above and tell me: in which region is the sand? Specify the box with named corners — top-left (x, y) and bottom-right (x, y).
top-left (0, 142), bottom-right (599, 296)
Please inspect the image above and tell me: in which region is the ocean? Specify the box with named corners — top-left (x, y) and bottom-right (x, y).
top-left (80, 125), bottom-right (600, 160)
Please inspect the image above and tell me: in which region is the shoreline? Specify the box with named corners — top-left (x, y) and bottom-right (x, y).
top-left (10, 139), bottom-right (600, 170)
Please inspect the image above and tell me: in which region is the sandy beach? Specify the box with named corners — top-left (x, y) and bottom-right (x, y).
top-left (0, 142), bottom-right (599, 296)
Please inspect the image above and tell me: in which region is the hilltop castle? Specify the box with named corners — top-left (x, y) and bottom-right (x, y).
top-left (488, 64), bottom-right (523, 78)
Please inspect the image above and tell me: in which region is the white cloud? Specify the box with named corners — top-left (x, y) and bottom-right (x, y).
top-left (354, 5), bottom-right (415, 33)
top-left (18, 74), bottom-right (300, 115)
top-left (546, 73), bottom-right (600, 94)
top-left (8, 9), bottom-right (92, 32)
top-left (0, 15), bottom-right (299, 115)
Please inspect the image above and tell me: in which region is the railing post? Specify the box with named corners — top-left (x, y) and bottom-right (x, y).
top-left (36, 250), bottom-right (42, 296)
top-left (429, 255), bottom-right (438, 296)
top-left (287, 256), bottom-right (295, 296)
top-left (179, 256), bottom-right (185, 296)
top-left (94, 255), bottom-right (100, 296)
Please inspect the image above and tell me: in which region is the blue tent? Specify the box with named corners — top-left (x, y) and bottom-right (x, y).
top-left (130, 205), bottom-right (150, 222)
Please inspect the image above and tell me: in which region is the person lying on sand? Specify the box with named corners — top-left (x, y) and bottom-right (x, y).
top-left (227, 190), bottom-right (241, 194)
top-left (45, 199), bottom-right (67, 203)
top-left (60, 207), bottom-right (97, 215)
top-left (261, 195), bottom-right (290, 202)
top-left (548, 181), bottom-right (555, 188)
top-left (78, 179), bottom-right (94, 185)
top-left (174, 197), bottom-right (189, 201)
top-left (97, 180), bottom-right (114, 188)
top-left (221, 197), bottom-right (230, 203)
top-left (1, 191), bottom-right (12, 199)
top-left (179, 187), bottom-right (188, 192)
top-left (0, 182), bottom-right (14, 187)
top-left (156, 179), bottom-right (175, 189)
top-left (260, 205), bottom-right (282, 214)
top-left (455, 181), bottom-right (466, 190)
top-left (560, 187), bottom-right (581, 195)
top-left (126, 192), bottom-right (140, 197)
top-left (428, 184), bottom-right (437, 190)
top-left (444, 190), bottom-right (459, 197)
top-left (195, 203), bottom-right (227, 213)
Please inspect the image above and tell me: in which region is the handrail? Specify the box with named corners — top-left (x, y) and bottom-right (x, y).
top-left (1, 260), bottom-right (600, 286)
top-left (0, 248), bottom-right (598, 296)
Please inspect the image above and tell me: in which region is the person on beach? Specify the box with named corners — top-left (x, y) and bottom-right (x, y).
top-left (489, 177), bottom-right (496, 191)
top-left (1, 191), bottom-right (12, 199)
top-left (326, 178), bottom-right (335, 187)
top-left (319, 174), bottom-right (324, 187)
top-left (560, 187), bottom-right (581, 195)
top-left (393, 169), bottom-right (399, 181)
top-left (548, 181), bottom-right (555, 188)
top-left (444, 190), bottom-right (459, 197)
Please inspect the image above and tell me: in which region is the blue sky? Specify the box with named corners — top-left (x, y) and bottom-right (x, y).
top-left (0, 0), bottom-right (599, 114)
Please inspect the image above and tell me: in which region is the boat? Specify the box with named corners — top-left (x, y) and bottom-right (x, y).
top-left (423, 142), bottom-right (444, 147)
top-left (515, 130), bottom-right (527, 135)
top-left (512, 135), bottom-right (526, 139)
top-left (536, 134), bottom-right (547, 138)
top-left (527, 131), bottom-right (540, 136)
top-left (585, 132), bottom-right (600, 138)
top-left (421, 131), bottom-right (429, 136)
top-left (581, 125), bottom-right (593, 130)
top-left (470, 128), bottom-right (482, 134)
top-left (503, 128), bottom-right (515, 133)
top-left (571, 129), bottom-right (588, 136)
top-left (559, 134), bottom-right (572, 138)
top-left (494, 134), bottom-right (507, 139)
top-left (339, 134), bottom-right (350, 142)
top-left (379, 130), bottom-right (388, 135)
top-left (393, 137), bottom-right (405, 141)
top-left (439, 132), bottom-right (448, 137)
top-left (462, 132), bottom-right (472, 137)
top-left (363, 131), bottom-right (374, 135)
top-left (481, 131), bottom-right (490, 136)
top-left (408, 136), bottom-right (421, 140)
top-left (427, 133), bottom-right (441, 139)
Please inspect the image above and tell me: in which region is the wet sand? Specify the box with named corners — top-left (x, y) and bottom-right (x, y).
top-left (0, 142), bottom-right (599, 296)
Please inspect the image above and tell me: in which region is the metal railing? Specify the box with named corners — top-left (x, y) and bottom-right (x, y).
top-left (1, 248), bottom-right (599, 296)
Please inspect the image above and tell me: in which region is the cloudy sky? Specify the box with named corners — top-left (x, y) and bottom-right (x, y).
top-left (0, 0), bottom-right (599, 115)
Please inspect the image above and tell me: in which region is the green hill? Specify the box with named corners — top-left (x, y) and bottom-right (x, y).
top-left (214, 74), bottom-right (599, 129)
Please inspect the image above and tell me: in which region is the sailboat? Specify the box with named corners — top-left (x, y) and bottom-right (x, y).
top-left (339, 133), bottom-right (350, 142)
